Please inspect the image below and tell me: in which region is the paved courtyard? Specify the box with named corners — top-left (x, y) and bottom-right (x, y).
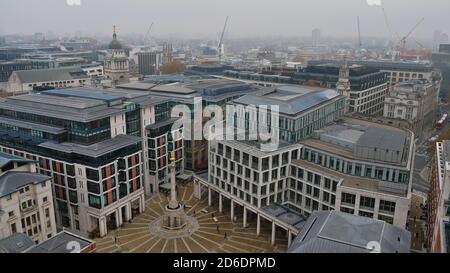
top-left (94, 183), bottom-right (288, 253)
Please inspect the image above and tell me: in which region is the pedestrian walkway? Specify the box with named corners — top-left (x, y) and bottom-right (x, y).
top-left (94, 183), bottom-right (287, 253)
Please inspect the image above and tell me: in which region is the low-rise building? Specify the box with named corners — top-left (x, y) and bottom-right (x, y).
top-left (384, 79), bottom-right (440, 140)
top-left (293, 63), bottom-right (388, 116)
top-left (7, 67), bottom-right (90, 92)
top-left (0, 152), bottom-right (57, 243)
top-left (0, 61), bottom-right (32, 82)
top-left (287, 210), bottom-right (411, 253)
top-left (0, 230), bottom-right (95, 253)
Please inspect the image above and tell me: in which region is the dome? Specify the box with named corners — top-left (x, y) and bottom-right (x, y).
top-left (108, 31), bottom-right (122, 50)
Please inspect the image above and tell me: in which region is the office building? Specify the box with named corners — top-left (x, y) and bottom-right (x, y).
top-left (195, 116), bottom-right (414, 229)
top-left (309, 59), bottom-right (436, 88)
top-left (230, 85), bottom-right (345, 143)
top-left (138, 51), bottom-right (161, 76)
top-left (312, 29), bottom-right (321, 47)
top-left (0, 61), bottom-right (32, 82)
top-left (146, 117), bottom-right (184, 193)
top-left (432, 44), bottom-right (450, 100)
top-left (118, 79), bottom-right (262, 171)
top-left (0, 88), bottom-right (171, 237)
top-left (384, 79), bottom-right (440, 140)
top-left (294, 63), bottom-right (388, 116)
top-left (0, 152), bottom-right (57, 243)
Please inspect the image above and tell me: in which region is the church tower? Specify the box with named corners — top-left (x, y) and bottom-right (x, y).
top-left (336, 56), bottom-right (351, 113)
top-left (104, 26), bottom-right (130, 86)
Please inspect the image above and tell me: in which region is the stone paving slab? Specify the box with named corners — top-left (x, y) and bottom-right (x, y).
top-left (96, 183), bottom-right (289, 253)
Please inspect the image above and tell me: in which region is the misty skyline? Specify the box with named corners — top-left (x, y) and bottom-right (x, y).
top-left (1, 0), bottom-right (449, 40)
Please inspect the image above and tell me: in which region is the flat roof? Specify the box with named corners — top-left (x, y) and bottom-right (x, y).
top-left (41, 89), bottom-right (123, 103)
top-left (26, 231), bottom-right (93, 253)
top-left (116, 82), bottom-right (156, 91)
top-left (291, 159), bottom-right (407, 197)
top-left (38, 134), bottom-right (141, 158)
top-left (0, 233), bottom-right (35, 253)
top-left (232, 85), bottom-right (342, 116)
top-left (262, 204), bottom-right (307, 229)
top-left (0, 116), bottom-right (66, 134)
top-left (302, 117), bottom-right (411, 166)
top-left (217, 139), bottom-right (302, 158)
top-left (146, 117), bottom-right (180, 130)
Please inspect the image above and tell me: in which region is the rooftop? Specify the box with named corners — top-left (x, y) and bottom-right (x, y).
top-left (232, 85), bottom-right (342, 116)
top-left (10, 67), bottom-right (88, 83)
top-left (0, 233), bottom-right (35, 253)
top-left (0, 172), bottom-right (50, 198)
top-left (291, 159), bottom-right (408, 197)
top-left (38, 134), bottom-right (141, 158)
top-left (0, 151), bottom-right (35, 169)
top-left (302, 117), bottom-right (412, 166)
top-left (118, 78), bottom-right (263, 105)
top-left (287, 210), bottom-right (411, 253)
top-left (26, 231), bottom-right (94, 253)
top-left (0, 88), bottom-right (168, 122)
top-left (261, 204), bottom-right (307, 230)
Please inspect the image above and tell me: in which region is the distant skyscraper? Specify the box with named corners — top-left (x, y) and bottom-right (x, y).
top-left (138, 51), bottom-right (161, 76)
top-left (441, 33), bottom-right (449, 45)
top-left (433, 30), bottom-right (442, 50)
top-left (312, 28), bottom-right (321, 47)
top-left (0, 36), bottom-right (5, 46)
top-left (434, 30), bottom-right (449, 51)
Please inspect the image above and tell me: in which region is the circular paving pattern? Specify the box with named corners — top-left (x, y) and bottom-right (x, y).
top-left (94, 183), bottom-right (288, 253)
top-left (148, 215), bottom-right (199, 239)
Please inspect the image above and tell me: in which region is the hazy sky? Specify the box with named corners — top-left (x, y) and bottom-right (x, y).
top-left (1, 0), bottom-right (449, 39)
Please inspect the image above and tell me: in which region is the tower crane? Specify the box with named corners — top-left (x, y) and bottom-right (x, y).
top-left (144, 22), bottom-right (154, 49)
top-left (357, 16), bottom-right (362, 52)
top-left (217, 16), bottom-right (229, 62)
top-left (397, 18), bottom-right (424, 50)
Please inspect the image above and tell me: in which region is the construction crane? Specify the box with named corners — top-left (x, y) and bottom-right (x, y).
top-left (357, 16), bottom-right (362, 52)
top-left (382, 8), bottom-right (397, 43)
top-left (144, 22), bottom-right (154, 49)
top-left (397, 17), bottom-right (424, 50)
top-left (217, 16), bottom-right (229, 62)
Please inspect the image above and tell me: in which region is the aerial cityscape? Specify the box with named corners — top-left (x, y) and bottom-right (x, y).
top-left (1, 0), bottom-right (450, 261)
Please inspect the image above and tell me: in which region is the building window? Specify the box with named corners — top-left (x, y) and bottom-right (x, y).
top-left (378, 214), bottom-right (394, 224)
top-left (360, 196), bottom-right (375, 210)
top-left (341, 192), bottom-right (356, 206)
top-left (340, 207), bottom-right (355, 214)
top-left (88, 194), bottom-right (101, 209)
top-left (379, 200), bottom-right (396, 215)
top-left (359, 211), bottom-right (374, 218)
